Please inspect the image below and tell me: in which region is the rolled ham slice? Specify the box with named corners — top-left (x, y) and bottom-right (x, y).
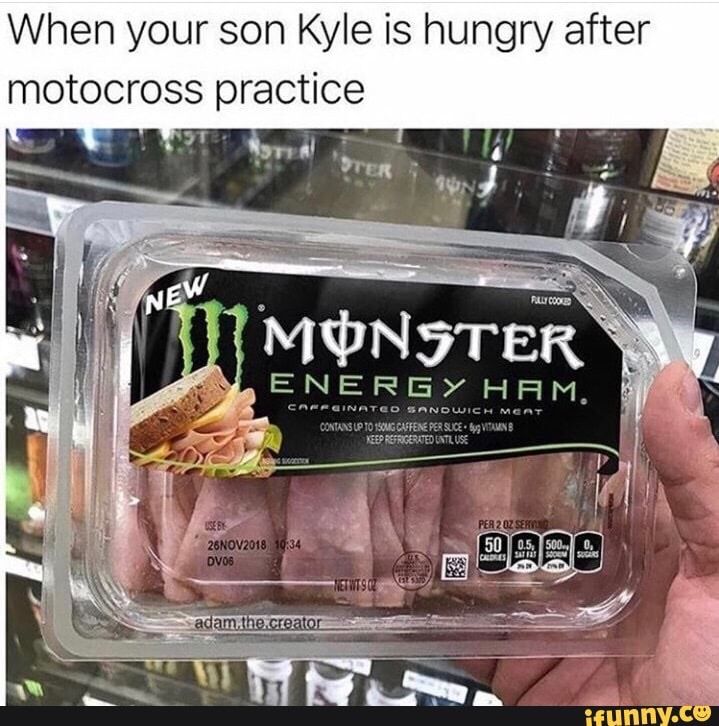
top-left (170, 391), bottom-right (250, 468)
top-left (282, 473), bottom-right (373, 606)
top-left (510, 453), bottom-right (577, 529)
top-left (403, 466), bottom-right (444, 604)
top-left (164, 389), bottom-right (271, 473)
top-left (440, 459), bottom-right (514, 603)
top-left (266, 477), bottom-right (290, 542)
top-left (174, 478), bottom-right (278, 604)
top-left (111, 465), bottom-right (162, 595)
top-left (146, 469), bottom-right (199, 603)
top-left (368, 471), bottom-right (406, 607)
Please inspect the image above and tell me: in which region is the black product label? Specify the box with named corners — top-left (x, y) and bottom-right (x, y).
top-left (477, 532), bottom-right (509, 574)
top-left (541, 530), bottom-right (573, 573)
top-left (129, 268), bottom-right (622, 478)
top-left (509, 531), bottom-right (541, 573)
top-left (573, 531), bottom-right (604, 572)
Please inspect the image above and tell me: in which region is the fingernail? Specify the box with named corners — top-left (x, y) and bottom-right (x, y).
top-left (681, 368), bottom-right (704, 416)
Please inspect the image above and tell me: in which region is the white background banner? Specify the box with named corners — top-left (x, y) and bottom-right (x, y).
top-left (0, 1), bottom-right (717, 127)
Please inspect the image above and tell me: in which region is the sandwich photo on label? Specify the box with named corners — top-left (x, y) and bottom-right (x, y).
top-left (129, 365), bottom-right (281, 477)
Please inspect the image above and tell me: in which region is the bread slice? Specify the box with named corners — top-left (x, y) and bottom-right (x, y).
top-left (130, 365), bottom-right (231, 454)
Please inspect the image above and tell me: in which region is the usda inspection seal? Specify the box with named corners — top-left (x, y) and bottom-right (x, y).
top-left (393, 551), bottom-right (433, 591)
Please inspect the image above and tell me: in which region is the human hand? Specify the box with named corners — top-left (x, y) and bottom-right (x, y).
top-left (464, 362), bottom-right (719, 705)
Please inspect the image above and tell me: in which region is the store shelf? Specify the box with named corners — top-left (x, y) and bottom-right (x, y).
top-left (695, 298), bottom-right (719, 381)
top-left (6, 380), bottom-right (49, 409)
top-left (34, 659), bottom-right (251, 707)
top-left (5, 330), bottom-right (51, 396)
top-left (5, 130), bottom-right (299, 235)
top-left (7, 521), bottom-right (43, 559)
top-left (7, 130), bottom-right (246, 202)
top-left (6, 551), bottom-right (42, 583)
top-left (8, 131), bottom-right (719, 264)
top-left (6, 522), bottom-right (43, 584)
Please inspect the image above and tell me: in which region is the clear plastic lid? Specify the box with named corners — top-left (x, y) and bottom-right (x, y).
top-left (43, 203), bottom-right (695, 660)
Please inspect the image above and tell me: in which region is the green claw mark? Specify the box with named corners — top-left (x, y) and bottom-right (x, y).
top-left (173, 303), bottom-right (198, 376)
top-left (198, 300), bottom-right (224, 366)
top-left (223, 303), bottom-right (249, 386)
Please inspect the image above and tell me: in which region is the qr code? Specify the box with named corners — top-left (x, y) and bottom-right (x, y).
top-left (441, 553), bottom-right (469, 581)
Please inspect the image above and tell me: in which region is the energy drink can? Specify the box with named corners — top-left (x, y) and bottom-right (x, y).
top-left (76, 129), bottom-right (140, 167)
top-left (7, 129), bottom-right (60, 155)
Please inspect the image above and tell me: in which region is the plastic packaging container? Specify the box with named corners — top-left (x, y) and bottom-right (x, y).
top-left (43, 203), bottom-right (695, 660)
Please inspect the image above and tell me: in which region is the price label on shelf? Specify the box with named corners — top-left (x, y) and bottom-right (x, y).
top-left (5, 553), bottom-right (43, 582)
top-left (472, 689), bottom-right (503, 706)
top-left (318, 659), bottom-right (372, 676)
top-left (402, 670), bottom-right (468, 704)
top-left (24, 406), bottom-right (49, 433)
top-left (46, 195), bottom-right (83, 235)
top-left (82, 694), bottom-right (117, 706)
top-left (5, 330), bottom-right (41, 371)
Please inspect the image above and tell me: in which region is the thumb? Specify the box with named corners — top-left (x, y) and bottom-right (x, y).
top-left (643, 361), bottom-right (719, 577)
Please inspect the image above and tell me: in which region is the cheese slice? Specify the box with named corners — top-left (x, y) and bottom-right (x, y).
top-left (135, 440), bottom-right (171, 465)
top-left (191, 385), bottom-right (239, 429)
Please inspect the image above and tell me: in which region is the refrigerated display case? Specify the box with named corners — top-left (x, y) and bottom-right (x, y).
top-left (5, 128), bottom-right (719, 706)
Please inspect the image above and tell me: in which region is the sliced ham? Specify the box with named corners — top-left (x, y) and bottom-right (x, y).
top-left (386, 471), bottom-right (406, 544)
top-left (366, 467), bottom-right (443, 607)
top-left (510, 453), bottom-right (578, 530)
top-left (169, 391), bottom-right (251, 471)
top-left (440, 455), bottom-right (584, 604)
top-left (508, 454), bottom-right (580, 597)
top-left (282, 473), bottom-right (373, 606)
top-left (156, 388), bottom-right (272, 474)
top-left (146, 469), bottom-right (199, 603)
top-left (403, 467), bottom-right (444, 604)
top-left (118, 451), bottom-right (600, 611)
top-left (368, 472), bottom-right (406, 607)
top-left (111, 466), bottom-right (162, 595)
top-left (440, 459), bottom-right (514, 602)
top-left (266, 477), bottom-right (290, 542)
top-left (174, 479), bottom-right (278, 604)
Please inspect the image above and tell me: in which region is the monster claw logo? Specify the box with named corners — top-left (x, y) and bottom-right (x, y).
top-left (172, 301), bottom-right (248, 382)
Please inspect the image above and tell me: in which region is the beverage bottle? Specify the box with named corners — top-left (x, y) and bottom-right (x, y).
top-left (405, 129), bottom-right (514, 229)
top-left (247, 659), bottom-right (293, 706)
top-left (405, 129), bottom-right (514, 162)
top-left (75, 129), bottom-right (142, 168)
top-left (7, 129), bottom-right (61, 155)
top-left (364, 678), bottom-right (418, 706)
top-left (305, 661), bottom-right (355, 706)
top-left (499, 129), bottom-right (642, 240)
top-left (220, 130), bottom-right (317, 215)
top-left (323, 129), bottom-right (417, 223)
top-left (193, 660), bottom-right (235, 705)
